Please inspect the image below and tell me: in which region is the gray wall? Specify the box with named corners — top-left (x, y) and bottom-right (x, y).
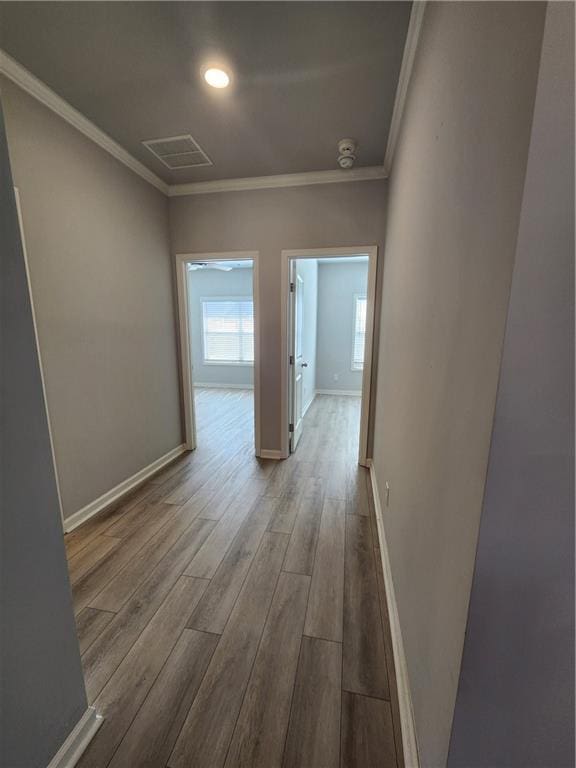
top-left (187, 267), bottom-right (254, 388)
top-left (0, 102), bottom-right (88, 768)
top-left (1, 77), bottom-right (182, 520)
top-left (170, 180), bottom-right (387, 452)
top-left (295, 258), bottom-right (318, 411)
top-left (316, 261), bottom-right (368, 393)
top-left (370, 3), bottom-right (546, 766)
top-left (449, 4), bottom-right (575, 765)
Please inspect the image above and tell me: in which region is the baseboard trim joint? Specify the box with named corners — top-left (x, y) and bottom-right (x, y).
top-left (46, 706), bottom-right (103, 768)
top-left (258, 448), bottom-right (285, 460)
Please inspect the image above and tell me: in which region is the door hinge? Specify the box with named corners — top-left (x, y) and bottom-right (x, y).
top-left (289, 422), bottom-right (294, 433)
top-left (290, 282), bottom-right (295, 292)
top-left (289, 354), bottom-right (294, 365)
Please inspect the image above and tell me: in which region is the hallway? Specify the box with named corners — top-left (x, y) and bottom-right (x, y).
top-left (66, 392), bottom-right (401, 767)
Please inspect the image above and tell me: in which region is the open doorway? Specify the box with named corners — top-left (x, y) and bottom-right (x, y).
top-left (175, 251), bottom-right (261, 456)
top-left (282, 247), bottom-right (377, 465)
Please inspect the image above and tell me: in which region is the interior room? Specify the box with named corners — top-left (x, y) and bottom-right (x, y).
top-left (1, 3), bottom-right (573, 768)
top-left (289, 255), bottom-right (370, 463)
top-left (186, 259), bottom-right (255, 454)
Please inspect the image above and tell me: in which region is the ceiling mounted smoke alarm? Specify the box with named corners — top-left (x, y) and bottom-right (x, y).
top-left (337, 138), bottom-right (358, 169)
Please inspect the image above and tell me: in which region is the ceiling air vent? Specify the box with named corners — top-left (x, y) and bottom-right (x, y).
top-left (142, 134), bottom-right (212, 170)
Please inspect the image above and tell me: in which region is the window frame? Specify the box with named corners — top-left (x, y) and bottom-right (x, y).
top-left (351, 293), bottom-right (367, 372)
top-left (200, 295), bottom-right (255, 366)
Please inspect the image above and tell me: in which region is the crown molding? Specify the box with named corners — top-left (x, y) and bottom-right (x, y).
top-left (0, 49), bottom-right (169, 195)
top-left (384, 1), bottom-right (427, 177)
top-left (168, 165), bottom-right (387, 197)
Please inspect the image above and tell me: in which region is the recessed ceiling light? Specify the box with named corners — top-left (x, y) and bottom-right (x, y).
top-left (204, 67), bottom-right (230, 89)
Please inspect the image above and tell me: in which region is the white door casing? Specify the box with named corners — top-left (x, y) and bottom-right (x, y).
top-left (281, 246), bottom-right (378, 465)
top-left (174, 250), bottom-right (261, 457)
top-left (289, 267), bottom-right (305, 452)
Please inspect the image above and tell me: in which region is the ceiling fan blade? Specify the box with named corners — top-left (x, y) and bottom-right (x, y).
top-left (187, 262), bottom-right (233, 272)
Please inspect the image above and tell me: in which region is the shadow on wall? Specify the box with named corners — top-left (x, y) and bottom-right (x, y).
top-left (448, 3), bottom-right (575, 765)
top-left (1, 100), bottom-right (88, 768)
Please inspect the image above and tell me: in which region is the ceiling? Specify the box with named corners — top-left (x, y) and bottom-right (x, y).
top-left (0, 2), bottom-right (412, 184)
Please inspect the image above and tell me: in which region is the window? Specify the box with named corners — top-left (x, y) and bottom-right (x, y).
top-left (352, 295), bottom-right (367, 370)
top-left (201, 298), bottom-right (254, 364)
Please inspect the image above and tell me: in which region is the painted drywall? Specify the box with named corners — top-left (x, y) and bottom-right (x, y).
top-left (370, 3), bottom-right (546, 766)
top-left (316, 260), bottom-right (368, 393)
top-left (170, 180), bottom-right (387, 452)
top-left (295, 258), bottom-right (318, 411)
top-left (0, 102), bottom-right (88, 768)
top-left (187, 266), bottom-right (254, 388)
top-left (1, 77), bottom-right (182, 520)
top-left (448, 4), bottom-right (575, 765)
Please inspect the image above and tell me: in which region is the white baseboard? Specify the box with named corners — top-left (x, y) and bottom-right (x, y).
top-left (369, 463), bottom-right (420, 768)
top-left (46, 706), bottom-right (102, 768)
top-left (63, 444), bottom-right (187, 533)
top-left (315, 388), bottom-right (362, 397)
top-left (194, 382), bottom-right (254, 390)
top-left (302, 392), bottom-right (316, 417)
top-left (258, 449), bottom-right (285, 460)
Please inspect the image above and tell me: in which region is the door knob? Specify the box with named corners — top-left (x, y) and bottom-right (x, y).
top-left (301, 362), bottom-right (308, 368)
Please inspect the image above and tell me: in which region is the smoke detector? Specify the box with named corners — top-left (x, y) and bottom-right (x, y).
top-left (337, 138), bottom-right (357, 169)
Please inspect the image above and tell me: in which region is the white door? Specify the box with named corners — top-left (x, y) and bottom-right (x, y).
top-left (289, 264), bottom-right (305, 452)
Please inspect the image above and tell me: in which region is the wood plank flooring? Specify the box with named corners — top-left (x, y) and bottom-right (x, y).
top-left (67, 388), bottom-right (401, 768)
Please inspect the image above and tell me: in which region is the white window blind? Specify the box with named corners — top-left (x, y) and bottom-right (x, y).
top-left (201, 298), bottom-right (254, 364)
top-left (352, 295), bottom-right (367, 371)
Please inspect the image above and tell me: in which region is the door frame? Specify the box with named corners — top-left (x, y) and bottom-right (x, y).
top-left (280, 245), bottom-right (378, 466)
top-left (174, 250), bottom-right (261, 456)
top-left (288, 266), bottom-right (305, 453)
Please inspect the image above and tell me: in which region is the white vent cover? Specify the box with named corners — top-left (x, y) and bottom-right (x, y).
top-left (142, 134), bottom-right (212, 170)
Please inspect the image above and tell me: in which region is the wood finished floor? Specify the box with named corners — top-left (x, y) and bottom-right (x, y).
top-left (68, 389), bottom-right (402, 768)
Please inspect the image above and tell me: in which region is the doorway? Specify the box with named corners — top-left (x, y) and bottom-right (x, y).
top-left (175, 251), bottom-right (261, 456)
top-left (281, 246), bottom-right (377, 465)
